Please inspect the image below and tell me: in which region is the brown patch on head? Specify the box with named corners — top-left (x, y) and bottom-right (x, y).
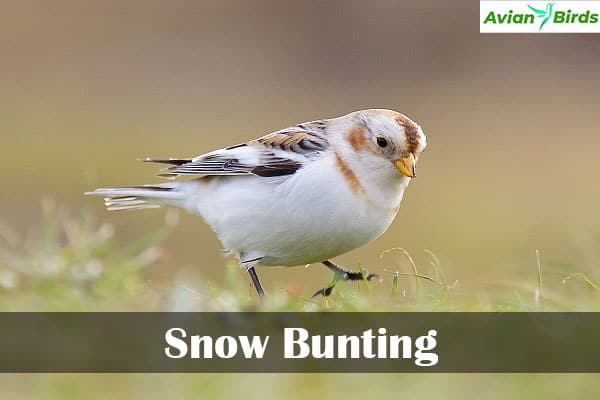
top-left (348, 125), bottom-right (367, 151)
top-left (395, 114), bottom-right (420, 154)
top-left (334, 152), bottom-right (365, 195)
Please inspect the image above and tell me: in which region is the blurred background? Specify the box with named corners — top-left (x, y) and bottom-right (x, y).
top-left (2, 0), bottom-right (599, 293)
top-left (1, 0), bottom-right (599, 397)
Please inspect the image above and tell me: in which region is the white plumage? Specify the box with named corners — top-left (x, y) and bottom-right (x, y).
top-left (86, 109), bottom-right (427, 296)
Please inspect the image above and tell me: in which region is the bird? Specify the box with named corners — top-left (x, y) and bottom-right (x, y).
top-left (86, 109), bottom-right (427, 298)
top-left (528, 2), bottom-right (555, 31)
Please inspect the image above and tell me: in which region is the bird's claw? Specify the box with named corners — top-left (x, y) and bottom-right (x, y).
top-left (311, 286), bottom-right (334, 298)
top-left (365, 272), bottom-right (378, 281)
top-left (311, 270), bottom-right (378, 298)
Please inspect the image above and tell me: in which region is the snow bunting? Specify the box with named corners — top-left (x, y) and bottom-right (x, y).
top-left (86, 109), bottom-right (427, 297)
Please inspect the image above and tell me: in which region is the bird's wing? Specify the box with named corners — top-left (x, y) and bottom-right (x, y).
top-left (527, 5), bottom-right (547, 16)
top-left (145, 120), bottom-right (330, 178)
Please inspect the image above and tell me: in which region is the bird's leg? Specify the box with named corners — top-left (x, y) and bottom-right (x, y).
top-left (311, 260), bottom-right (378, 298)
top-left (247, 266), bottom-right (265, 298)
top-left (241, 257), bottom-right (266, 298)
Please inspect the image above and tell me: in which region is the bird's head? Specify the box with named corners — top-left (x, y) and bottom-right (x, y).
top-left (342, 109), bottom-right (427, 179)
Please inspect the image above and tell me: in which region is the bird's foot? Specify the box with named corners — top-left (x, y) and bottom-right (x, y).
top-left (339, 270), bottom-right (379, 282)
top-left (311, 285), bottom-right (335, 298)
top-left (311, 262), bottom-right (378, 298)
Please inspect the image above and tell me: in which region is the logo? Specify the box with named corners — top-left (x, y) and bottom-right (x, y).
top-left (481, 1), bottom-right (600, 33)
top-left (528, 2), bottom-right (555, 31)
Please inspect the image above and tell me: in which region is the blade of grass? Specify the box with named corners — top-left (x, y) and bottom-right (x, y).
top-left (381, 248), bottom-right (420, 298)
top-left (536, 249), bottom-right (544, 309)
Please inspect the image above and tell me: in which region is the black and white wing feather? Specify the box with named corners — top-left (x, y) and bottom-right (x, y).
top-left (145, 120), bottom-right (329, 178)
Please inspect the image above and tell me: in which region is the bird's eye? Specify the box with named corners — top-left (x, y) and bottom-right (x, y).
top-left (376, 137), bottom-right (388, 148)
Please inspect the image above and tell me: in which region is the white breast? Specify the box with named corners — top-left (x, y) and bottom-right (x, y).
top-left (179, 153), bottom-right (410, 267)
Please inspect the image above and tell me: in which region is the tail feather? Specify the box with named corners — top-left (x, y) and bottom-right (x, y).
top-left (85, 183), bottom-right (184, 211)
top-left (140, 157), bottom-right (192, 166)
top-left (103, 196), bottom-right (162, 211)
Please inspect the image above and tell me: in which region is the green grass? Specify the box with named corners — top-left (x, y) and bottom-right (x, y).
top-left (1, 201), bottom-right (599, 312)
top-left (1, 204), bottom-right (600, 400)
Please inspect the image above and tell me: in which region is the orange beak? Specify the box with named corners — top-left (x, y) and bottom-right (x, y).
top-left (394, 154), bottom-right (416, 178)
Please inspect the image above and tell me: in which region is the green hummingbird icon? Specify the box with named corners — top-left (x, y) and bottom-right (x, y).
top-left (528, 2), bottom-right (555, 31)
